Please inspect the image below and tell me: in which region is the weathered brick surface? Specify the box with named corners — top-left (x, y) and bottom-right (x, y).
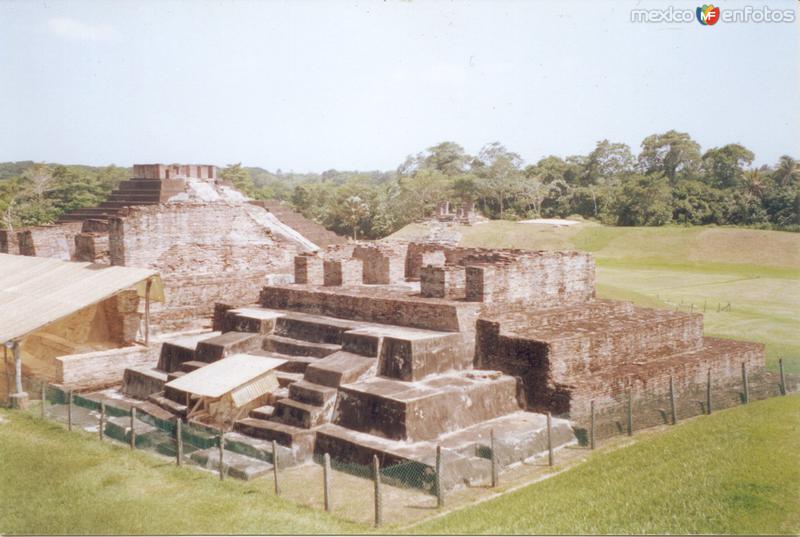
top-left (295, 254), bottom-right (324, 285)
top-left (17, 223), bottom-right (81, 260)
top-left (0, 229), bottom-right (19, 254)
top-left (352, 243), bottom-right (406, 284)
top-left (420, 265), bottom-right (466, 299)
top-left (323, 258), bottom-right (363, 286)
top-left (74, 233), bottom-right (109, 263)
top-left (108, 202), bottom-right (302, 329)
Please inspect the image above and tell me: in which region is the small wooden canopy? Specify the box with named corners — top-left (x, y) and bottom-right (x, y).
top-left (166, 353), bottom-right (286, 398)
top-left (165, 353), bottom-right (286, 423)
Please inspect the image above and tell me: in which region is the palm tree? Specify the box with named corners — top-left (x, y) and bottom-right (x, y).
top-left (774, 155), bottom-right (799, 187)
top-left (742, 169), bottom-right (765, 200)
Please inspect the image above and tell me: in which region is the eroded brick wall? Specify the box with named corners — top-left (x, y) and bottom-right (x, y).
top-left (109, 202), bottom-right (302, 330)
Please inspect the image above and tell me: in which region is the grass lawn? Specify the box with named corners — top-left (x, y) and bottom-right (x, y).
top-left (412, 394), bottom-right (800, 535)
top-left (0, 410), bottom-right (366, 535)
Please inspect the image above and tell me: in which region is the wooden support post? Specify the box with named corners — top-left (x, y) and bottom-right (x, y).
top-left (589, 400), bottom-right (596, 450)
top-left (67, 389), bottom-right (73, 432)
top-left (13, 341), bottom-right (23, 396)
top-left (99, 402), bottom-right (105, 441)
top-left (435, 445), bottom-right (444, 508)
top-left (144, 278), bottom-right (152, 346)
top-left (669, 375), bottom-right (677, 425)
top-left (130, 407), bottom-right (136, 449)
top-left (547, 411), bottom-right (554, 467)
top-left (272, 440), bottom-right (280, 495)
top-left (707, 369), bottom-right (712, 415)
top-left (490, 428), bottom-right (498, 487)
top-left (742, 362), bottom-right (749, 404)
top-left (372, 455), bottom-right (382, 528)
top-left (627, 390), bottom-right (634, 437)
top-left (40, 382), bottom-right (46, 419)
top-left (176, 419), bottom-right (183, 466)
top-left (779, 358), bottom-right (786, 396)
top-left (218, 430), bottom-right (225, 481)
top-left (323, 453), bottom-right (331, 512)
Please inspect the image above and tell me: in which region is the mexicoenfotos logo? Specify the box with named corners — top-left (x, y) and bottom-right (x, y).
top-left (696, 4), bottom-right (720, 25)
top-left (631, 4), bottom-right (795, 24)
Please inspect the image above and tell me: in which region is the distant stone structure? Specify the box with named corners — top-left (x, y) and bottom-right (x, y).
top-left (434, 200), bottom-right (480, 224)
top-left (0, 164), bottom-right (347, 331)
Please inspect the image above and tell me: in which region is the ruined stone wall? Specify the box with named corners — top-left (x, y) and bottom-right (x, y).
top-left (109, 202), bottom-right (303, 330)
top-left (465, 251), bottom-right (595, 306)
top-left (353, 243), bottom-right (407, 284)
top-left (476, 301), bottom-right (763, 416)
top-left (0, 229), bottom-right (19, 254)
top-left (16, 223), bottom-right (82, 260)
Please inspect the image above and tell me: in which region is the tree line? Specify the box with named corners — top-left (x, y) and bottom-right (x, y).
top-left (231, 130), bottom-right (799, 239)
top-left (1, 130), bottom-right (797, 239)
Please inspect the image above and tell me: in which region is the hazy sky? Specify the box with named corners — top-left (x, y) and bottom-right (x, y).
top-left (1, 0), bottom-right (798, 172)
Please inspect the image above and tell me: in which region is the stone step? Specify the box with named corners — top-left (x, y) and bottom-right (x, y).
top-left (134, 401), bottom-right (179, 433)
top-left (104, 416), bottom-right (161, 448)
top-left (274, 313), bottom-right (357, 345)
top-left (156, 331), bottom-right (221, 372)
top-left (249, 405), bottom-right (275, 420)
top-left (250, 349), bottom-right (316, 374)
top-left (147, 391), bottom-right (189, 417)
top-left (117, 180), bottom-right (163, 191)
top-left (336, 371), bottom-right (521, 442)
top-left (178, 360), bottom-right (208, 373)
top-left (98, 200), bottom-right (159, 209)
top-left (233, 417), bottom-right (315, 460)
top-left (106, 192), bottom-right (161, 202)
top-left (164, 371), bottom-right (190, 404)
top-left (263, 334), bottom-right (340, 358)
top-left (304, 351), bottom-right (376, 388)
top-left (223, 431), bottom-right (298, 468)
top-left (275, 371), bottom-right (303, 388)
top-left (288, 380), bottom-right (338, 407)
top-left (195, 331), bottom-right (262, 363)
top-left (273, 398), bottom-right (331, 429)
top-left (189, 447), bottom-right (274, 481)
top-left (121, 366), bottom-right (167, 399)
top-left (221, 307), bottom-right (284, 334)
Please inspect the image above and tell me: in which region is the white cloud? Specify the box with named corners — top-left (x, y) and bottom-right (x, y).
top-left (46, 16), bottom-right (119, 42)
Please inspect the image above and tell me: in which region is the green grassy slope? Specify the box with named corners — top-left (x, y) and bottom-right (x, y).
top-left (412, 395), bottom-right (800, 535)
top-left (390, 221), bottom-right (800, 372)
top-left (0, 411), bottom-right (365, 535)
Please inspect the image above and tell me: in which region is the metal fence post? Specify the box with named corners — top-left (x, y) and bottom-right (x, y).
top-left (669, 375), bottom-right (677, 425)
top-left (742, 362), bottom-right (749, 404)
top-left (67, 389), bottom-right (73, 431)
top-left (323, 452), bottom-right (331, 512)
top-left (627, 390), bottom-right (634, 436)
top-left (272, 440), bottom-right (280, 495)
top-left (218, 430), bottom-right (225, 481)
top-left (372, 455), bottom-right (382, 527)
top-left (99, 402), bottom-right (105, 441)
top-left (435, 445), bottom-right (444, 508)
top-left (707, 369), bottom-right (712, 415)
top-left (130, 407), bottom-right (136, 449)
top-left (590, 400), bottom-right (596, 450)
top-left (547, 411), bottom-right (554, 467)
top-left (490, 428), bottom-right (498, 487)
top-left (176, 419), bottom-right (183, 466)
top-left (779, 358), bottom-right (786, 396)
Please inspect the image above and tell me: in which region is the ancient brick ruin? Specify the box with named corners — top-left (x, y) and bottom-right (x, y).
top-left (0, 164), bottom-right (346, 331)
top-left (104, 239), bottom-right (763, 488)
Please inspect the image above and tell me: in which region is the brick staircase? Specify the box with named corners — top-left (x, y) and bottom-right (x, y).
top-left (254, 200), bottom-right (348, 248)
top-left (57, 177), bottom-right (187, 224)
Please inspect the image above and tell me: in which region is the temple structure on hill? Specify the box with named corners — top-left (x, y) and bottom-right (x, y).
top-left (0, 164), bottom-right (347, 330)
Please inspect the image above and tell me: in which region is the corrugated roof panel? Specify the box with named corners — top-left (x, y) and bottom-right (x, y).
top-left (0, 253), bottom-right (162, 342)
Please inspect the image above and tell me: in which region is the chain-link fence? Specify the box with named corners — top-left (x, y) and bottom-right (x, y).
top-left (3, 364), bottom-right (796, 527)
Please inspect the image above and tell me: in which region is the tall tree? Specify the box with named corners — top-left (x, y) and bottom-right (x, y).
top-left (701, 144), bottom-right (754, 189)
top-left (638, 130), bottom-right (702, 183)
